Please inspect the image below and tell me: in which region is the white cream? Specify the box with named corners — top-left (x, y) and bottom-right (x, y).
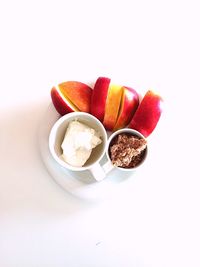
top-left (61, 120), bottom-right (102, 167)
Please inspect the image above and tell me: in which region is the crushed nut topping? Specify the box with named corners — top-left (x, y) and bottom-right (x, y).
top-left (109, 133), bottom-right (147, 168)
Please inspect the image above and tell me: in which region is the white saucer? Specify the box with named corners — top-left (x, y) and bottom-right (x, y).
top-left (38, 104), bottom-right (135, 200)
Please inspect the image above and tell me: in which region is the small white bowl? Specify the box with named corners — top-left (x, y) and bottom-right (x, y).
top-left (105, 128), bottom-right (148, 171)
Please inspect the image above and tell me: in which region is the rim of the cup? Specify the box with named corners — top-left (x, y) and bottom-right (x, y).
top-left (49, 112), bottom-right (107, 171)
top-left (106, 128), bottom-right (148, 171)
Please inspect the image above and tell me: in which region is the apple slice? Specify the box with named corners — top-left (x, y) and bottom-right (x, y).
top-left (90, 77), bottom-right (111, 122)
top-left (51, 86), bottom-right (78, 115)
top-left (114, 86), bottom-right (139, 130)
top-left (103, 84), bottom-right (123, 131)
top-left (51, 81), bottom-right (92, 115)
top-left (129, 90), bottom-right (163, 137)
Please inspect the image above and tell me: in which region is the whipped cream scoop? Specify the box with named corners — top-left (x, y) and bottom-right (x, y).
top-left (61, 120), bottom-right (102, 167)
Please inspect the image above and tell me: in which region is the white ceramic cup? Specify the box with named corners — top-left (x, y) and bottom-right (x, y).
top-left (49, 112), bottom-right (108, 181)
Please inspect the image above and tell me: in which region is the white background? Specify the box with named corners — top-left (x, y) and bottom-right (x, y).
top-left (0, 0), bottom-right (200, 266)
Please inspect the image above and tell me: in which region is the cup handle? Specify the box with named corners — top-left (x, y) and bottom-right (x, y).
top-left (89, 163), bottom-right (107, 182)
top-left (89, 161), bottom-right (114, 182)
top-left (102, 160), bottom-right (114, 175)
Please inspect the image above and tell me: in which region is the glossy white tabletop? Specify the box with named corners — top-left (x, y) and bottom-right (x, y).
top-left (0, 1), bottom-right (200, 266)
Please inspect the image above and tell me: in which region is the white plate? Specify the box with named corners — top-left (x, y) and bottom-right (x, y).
top-left (38, 104), bottom-right (136, 200)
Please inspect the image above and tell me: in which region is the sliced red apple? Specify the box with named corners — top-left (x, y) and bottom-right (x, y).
top-left (129, 90), bottom-right (163, 137)
top-left (51, 86), bottom-right (78, 115)
top-left (51, 81), bottom-right (92, 116)
top-left (103, 84), bottom-right (123, 131)
top-left (90, 77), bottom-right (111, 122)
top-left (114, 86), bottom-right (139, 130)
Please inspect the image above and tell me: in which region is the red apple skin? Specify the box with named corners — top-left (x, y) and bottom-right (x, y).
top-left (51, 81), bottom-right (92, 116)
top-left (51, 87), bottom-right (76, 115)
top-left (90, 77), bottom-right (111, 122)
top-left (58, 81), bottom-right (92, 113)
top-left (129, 90), bottom-right (163, 137)
top-left (114, 86), bottom-right (139, 130)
